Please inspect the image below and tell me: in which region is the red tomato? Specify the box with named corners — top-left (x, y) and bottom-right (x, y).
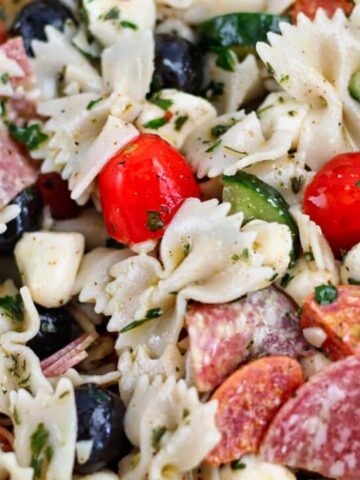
top-left (37, 172), bottom-right (81, 220)
top-left (304, 152), bottom-right (360, 257)
top-left (0, 22), bottom-right (7, 45)
top-left (291, 0), bottom-right (353, 21)
top-left (99, 134), bottom-right (201, 245)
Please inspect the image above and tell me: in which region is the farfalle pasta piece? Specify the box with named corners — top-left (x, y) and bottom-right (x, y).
top-left (257, 8), bottom-right (360, 170)
top-left (121, 375), bottom-right (220, 480)
top-left (136, 89), bottom-right (216, 149)
top-left (341, 242), bottom-right (360, 284)
top-left (0, 451), bottom-right (33, 480)
top-left (118, 345), bottom-right (185, 405)
top-left (10, 378), bottom-right (76, 480)
top-left (73, 472), bottom-right (119, 480)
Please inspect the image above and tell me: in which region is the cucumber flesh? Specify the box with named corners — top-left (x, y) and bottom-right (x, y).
top-left (198, 13), bottom-right (291, 49)
top-left (222, 172), bottom-right (300, 264)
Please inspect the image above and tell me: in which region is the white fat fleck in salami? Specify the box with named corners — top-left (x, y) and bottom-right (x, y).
top-left (261, 355), bottom-right (360, 480)
top-left (0, 129), bottom-right (37, 208)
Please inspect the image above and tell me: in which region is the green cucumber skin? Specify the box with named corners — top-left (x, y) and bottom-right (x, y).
top-left (198, 13), bottom-right (291, 49)
top-left (222, 172), bottom-right (300, 264)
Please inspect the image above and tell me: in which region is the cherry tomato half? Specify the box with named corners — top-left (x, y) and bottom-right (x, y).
top-left (291, 0), bottom-right (353, 21)
top-left (99, 133), bottom-right (201, 245)
top-left (304, 152), bottom-right (360, 257)
top-left (37, 172), bottom-right (81, 220)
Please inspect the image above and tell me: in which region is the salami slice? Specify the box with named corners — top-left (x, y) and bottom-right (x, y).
top-left (301, 285), bottom-right (360, 360)
top-left (0, 128), bottom-right (37, 208)
top-left (0, 37), bottom-right (32, 85)
top-left (261, 355), bottom-right (360, 480)
top-left (205, 356), bottom-right (304, 466)
top-left (291, 0), bottom-right (354, 21)
top-left (186, 287), bottom-right (310, 392)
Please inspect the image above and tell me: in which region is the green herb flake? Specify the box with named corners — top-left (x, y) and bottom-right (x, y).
top-left (231, 459), bottom-right (246, 470)
top-left (102, 6), bottom-right (120, 20)
top-left (281, 273), bottom-right (295, 288)
top-left (150, 93), bottom-right (173, 111)
top-left (182, 408), bottom-right (190, 419)
top-left (315, 284), bottom-right (338, 305)
top-left (266, 63), bottom-right (275, 76)
top-left (13, 407), bottom-right (20, 425)
top-left (291, 175), bottom-right (305, 194)
top-left (121, 20), bottom-right (138, 30)
top-left (257, 104), bottom-right (274, 117)
top-left (151, 426), bottom-right (167, 450)
top-left (174, 115), bottom-right (188, 131)
top-left (1, 73), bottom-right (9, 84)
top-left (30, 423), bottom-right (53, 480)
top-left (210, 46), bottom-right (237, 73)
top-left (211, 124), bottom-right (230, 139)
top-left (182, 243), bottom-right (190, 256)
top-left (304, 251), bottom-right (315, 262)
top-left (279, 74), bottom-right (290, 83)
top-left (7, 122), bottom-right (48, 151)
top-left (145, 308), bottom-right (162, 319)
top-left (146, 210), bottom-right (164, 232)
top-left (120, 308), bottom-right (163, 333)
top-left (143, 117), bottom-right (168, 130)
top-left (0, 294), bottom-right (24, 321)
top-left (86, 97), bottom-right (103, 110)
top-left (205, 139), bottom-right (221, 153)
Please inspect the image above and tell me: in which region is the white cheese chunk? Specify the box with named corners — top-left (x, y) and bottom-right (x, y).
top-left (15, 232), bottom-right (84, 308)
top-left (303, 327), bottom-right (328, 348)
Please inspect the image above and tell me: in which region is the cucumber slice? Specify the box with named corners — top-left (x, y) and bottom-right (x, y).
top-left (349, 71), bottom-right (360, 102)
top-left (222, 172), bottom-right (300, 264)
top-left (198, 13), bottom-right (290, 49)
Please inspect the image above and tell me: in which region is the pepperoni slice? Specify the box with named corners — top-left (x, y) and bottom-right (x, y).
top-left (0, 128), bottom-right (37, 208)
top-left (205, 356), bottom-right (304, 466)
top-left (301, 285), bottom-right (360, 361)
top-left (291, 0), bottom-right (354, 21)
top-left (186, 287), bottom-right (310, 392)
top-left (261, 355), bottom-right (360, 480)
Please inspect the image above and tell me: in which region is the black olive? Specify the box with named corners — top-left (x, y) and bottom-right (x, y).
top-left (0, 186), bottom-right (43, 254)
top-left (10, 0), bottom-right (75, 56)
top-left (152, 34), bottom-right (204, 94)
top-left (27, 305), bottom-right (73, 360)
top-left (74, 384), bottom-right (129, 474)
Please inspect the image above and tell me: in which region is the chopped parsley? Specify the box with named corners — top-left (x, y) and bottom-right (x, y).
top-left (121, 20), bottom-right (138, 30)
top-left (231, 459), bottom-right (246, 470)
top-left (231, 248), bottom-right (249, 262)
top-left (266, 63), bottom-right (275, 76)
top-left (0, 294), bottom-right (24, 321)
top-left (102, 6), bottom-right (120, 21)
top-left (30, 423), bottom-right (53, 480)
top-left (174, 115), bottom-right (188, 131)
top-left (348, 278), bottom-right (360, 285)
top-left (291, 175), bottom-right (305, 194)
top-left (146, 210), bottom-right (164, 232)
top-left (257, 104), bottom-right (274, 117)
top-left (120, 308), bottom-right (163, 333)
top-left (150, 93), bottom-right (173, 111)
top-left (279, 74), bottom-right (290, 83)
top-left (6, 122), bottom-right (48, 151)
top-left (182, 408), bottom-right (190, 419)
top-left (0, 72), bottom-right (9, 84)
top-left (182, 243), bottom-right (190, 256)
top-left (281, 273), bottom-right (294, 288)
top-left (210, 46), bottom-right (237, 72)
top-left (205, 139), bottom-right (221, 153)
top-left (86, 97), bottom-right (103, 110)
top-left (151, 426), bottom-right (167, 450)
top-left (315, 284), bottom-right (338, 305)
top-left (143, 117), bottom-right (168, 129)
top-left (211, 124), bottom-right (230, 139)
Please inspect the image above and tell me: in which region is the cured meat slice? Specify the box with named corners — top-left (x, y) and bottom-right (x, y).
top-left (205, 356), bottom-right (304, 466)
top-left (0, 129), bottom-right (37, 208)
top-left (301, 285), bottom-right (360, 360)
top-left (186, 287), bottom-right (310, 392)
top-left (291, 0), bottom-right (354, 21)
top-left (0, 37), bottom-right (32, 85)
top-left (261, 355), bottom-right (360, 480)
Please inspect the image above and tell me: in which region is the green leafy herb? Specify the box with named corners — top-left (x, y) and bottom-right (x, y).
top-left (211, 124), bottom-right (230, 139)
top-left (151, 426), bottom-right (167, 450)
top-left (7, 122), bottom-right (48, 151)
top-left (86, 97), bottom-right (103, 110)
top-left (146, 210), bottom-right (164, 232)
top-left (174, 115), bottom-right (188, 131)
top-left (143, 117), bottom-right (168, 129)
top-left (120, 308), bottom-right (163, 333)
top-left (231, 460), bottom-right (246, 470)
top-left (291, 175), bottom-right (305, 194)
top-left (121, 20), bottom-right (138, 30)
top-left (182, 408), bottom-right (190, 419)
top-left (0, 294), bottom-right (24, 321)
top-left (281, 273), bottom-right (294, 288)
top-left (279, 74), bottom-right (290, 83)
top-left (106, 238), bottom-right (126, 249)
top-left (266, 63), bottom-right (275, 76)
top-left (304, 251), bottom-right (315, 262)
top-left (150, 93), bottom-right (173, 111)
top-left (0, 99), bottom-right (6, 117)
top-left (30, 423), bottom-right (53, 480)
top-left (231, 249), bottom-right (249, 262)
top-left (13, 407), bottom-right (20, 425)
top-left (315, 284), bottom-right (338, 305)
top-left (348, 277), bottom-right (360, 285)
top-left (210, 46), bottom-right (237, 72)
top-left (1, 72), bottom-right (9, 84)
top-left (257, 104), bottom-right (274, 117)
top-left (102, 6), bottom-right (120, 20)
top-left (205, 139), bottom-right (221, 153)
top-left (182, 243), bottom-right (190, 256)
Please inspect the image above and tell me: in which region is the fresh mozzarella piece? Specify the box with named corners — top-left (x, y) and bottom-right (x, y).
top-left (102, 29), bottom-right (154, 100)
top-left (137, 89), bottom-right (216, 148)
top-left (341, 242), bottom-right (360, 285)
top-left (84, 0), bottom-right (156, 47)
top-left (220, 454), bottom-right (296, 480)
top-left (300, 351), bottom-right (332, 380)
top-left (15, 232), bottom-right (85, 308)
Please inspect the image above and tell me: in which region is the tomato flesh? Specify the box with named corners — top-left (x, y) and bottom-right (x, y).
top-left (291, 0), bottom-right (354, 21)
top-left (304, 153), bottom-right (360, 257)
top-left (99, 133), bottom-right (201, 245)
top-left (37, 172), bottom-right (81, 220)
